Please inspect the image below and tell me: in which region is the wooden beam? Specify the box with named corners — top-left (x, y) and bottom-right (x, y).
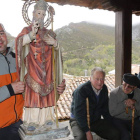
top-left (89, 0), bottom-right (100, 9)
top-left (115, 3), bottom-right (132, 87)
top-left (102, 1), bottom-right (112, 10)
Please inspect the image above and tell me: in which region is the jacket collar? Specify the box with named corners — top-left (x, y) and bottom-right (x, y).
top-left (0, 47), bottom-right (13, 57)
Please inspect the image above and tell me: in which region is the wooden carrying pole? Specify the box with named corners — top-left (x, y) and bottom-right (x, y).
top-left (131, 109), bottom-right (135, 140)
top-left (52, 17), bottom-right (59, 128)
top-left (86, 98), bottom-right (90, 129)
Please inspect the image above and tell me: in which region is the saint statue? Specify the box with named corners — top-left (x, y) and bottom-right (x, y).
top-left (15, 0), bottom-right (64, 127)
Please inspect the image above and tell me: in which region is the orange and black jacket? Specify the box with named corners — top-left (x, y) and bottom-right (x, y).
top-left (0, 47), bottom-right (24, 128)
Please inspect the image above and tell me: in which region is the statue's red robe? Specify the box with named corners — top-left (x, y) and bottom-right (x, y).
top-left (15, 25), bottom-right (56, 108)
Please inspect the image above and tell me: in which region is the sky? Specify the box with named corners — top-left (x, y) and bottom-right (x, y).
top-left (1, 0), bottom-right (140, 37)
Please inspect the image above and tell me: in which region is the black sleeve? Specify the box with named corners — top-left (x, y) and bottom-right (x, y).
top-left (101, 86), bottom-right (111, 120)
top-left (73, 89), bottom-right (89, 133)
top-left (6, 84), bottom-right (15, 96)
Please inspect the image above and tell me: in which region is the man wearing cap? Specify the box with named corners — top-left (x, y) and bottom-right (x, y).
top-left (0, 23), bottom-right (25, 139)
top-left (109, 73), bottom-right (140, 140)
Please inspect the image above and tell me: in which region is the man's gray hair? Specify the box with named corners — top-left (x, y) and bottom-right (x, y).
top-left (91, 67), bottom-right (105, 77)
top-left (0, 23), bottom-right (6, 32)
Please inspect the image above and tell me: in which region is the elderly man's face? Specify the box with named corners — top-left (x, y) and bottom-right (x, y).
top-left (0, 28), bottom-right (8, 55)
top-left (90, 71), bottom-right (105, 90)
top-left (122, 81), bottom-right (135, 94)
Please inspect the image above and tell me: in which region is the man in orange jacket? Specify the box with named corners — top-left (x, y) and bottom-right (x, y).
top-left (0, 23), bottom-right (25, 140)
top-left (0, 23), bottom-right (66, 139)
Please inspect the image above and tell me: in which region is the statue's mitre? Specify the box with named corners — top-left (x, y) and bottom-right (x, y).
top-left (34, 0), bottom-right (47, 11)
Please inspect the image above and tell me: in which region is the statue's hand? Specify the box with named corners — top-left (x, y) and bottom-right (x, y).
top-left (28, 21), bottom-right (39, 42)
top-left (29, 20), bottom-right (39, 40)
top-left (43, 34), bottom-right (57, 47)
top-left (32, 20), bottom-right (39, 34)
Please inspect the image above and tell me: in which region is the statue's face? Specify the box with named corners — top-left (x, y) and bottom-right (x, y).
top-left (33, 10), bottom-right (46, 29)
top-left (0, 26), bottom-right (8, 55)
top-left (33, 10), bottom-right (46, 21)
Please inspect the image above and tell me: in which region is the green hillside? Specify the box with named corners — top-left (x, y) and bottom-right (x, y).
top-left (56, 22), bottom-right (115, 54)
top-left (132, 24), bottom-right (140, 64)
top-left (56, 22), bottom-right (115, 76)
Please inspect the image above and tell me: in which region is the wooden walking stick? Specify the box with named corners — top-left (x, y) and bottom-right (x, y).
top-left (86, 98), bottom-right (90, 129)
top-left (131, 109), bottom-right (135, 140)
top-left (126, 107), bottom-right (135, 140)
top-left (126, 107), bottom-right (129, 114)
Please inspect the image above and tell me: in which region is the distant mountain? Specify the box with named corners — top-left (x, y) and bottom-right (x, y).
top-left (55, 21), bottom-right (140, 76)
top-left (56, 21), bottom-right (115, 53)
top-left (56, 21), bottom-right (140, 51)
top-left (132, 24), bottom-right (140, 42)
top-left (132, 24), bottom-right (140, 65)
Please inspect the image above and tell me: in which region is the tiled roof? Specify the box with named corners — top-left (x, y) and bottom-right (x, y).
top-left (56, 74), bottom-right (115, 120)
top-left (105, 74), bottom-right (115, 94)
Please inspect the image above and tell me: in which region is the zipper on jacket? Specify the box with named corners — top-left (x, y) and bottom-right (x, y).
top-left (4, 55), bottom-right (17, 120)
top-left (14, 96), bottom-right (18, 120)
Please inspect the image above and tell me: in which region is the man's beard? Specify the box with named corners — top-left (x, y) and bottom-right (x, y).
top-left (32, 17), bottom-right (44, 29)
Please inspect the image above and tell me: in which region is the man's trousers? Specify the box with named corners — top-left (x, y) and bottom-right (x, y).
top-left (0, 120), bottom-right (22, 140)
top-left (112, 117), bottom-right (140, 140)
top-left (70, 118), bottom-right (120, 140)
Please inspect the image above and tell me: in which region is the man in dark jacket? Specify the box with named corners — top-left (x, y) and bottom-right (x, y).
top-left (70, 67), bottom-right (120, 140)
top-left (0, 23), bottom-right (25, 140)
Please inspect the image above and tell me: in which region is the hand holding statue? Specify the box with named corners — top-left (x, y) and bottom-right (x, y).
top-left (57, 79), bottom-right (66, 94)
top-left (11, 80), bottom-right (25, 94)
